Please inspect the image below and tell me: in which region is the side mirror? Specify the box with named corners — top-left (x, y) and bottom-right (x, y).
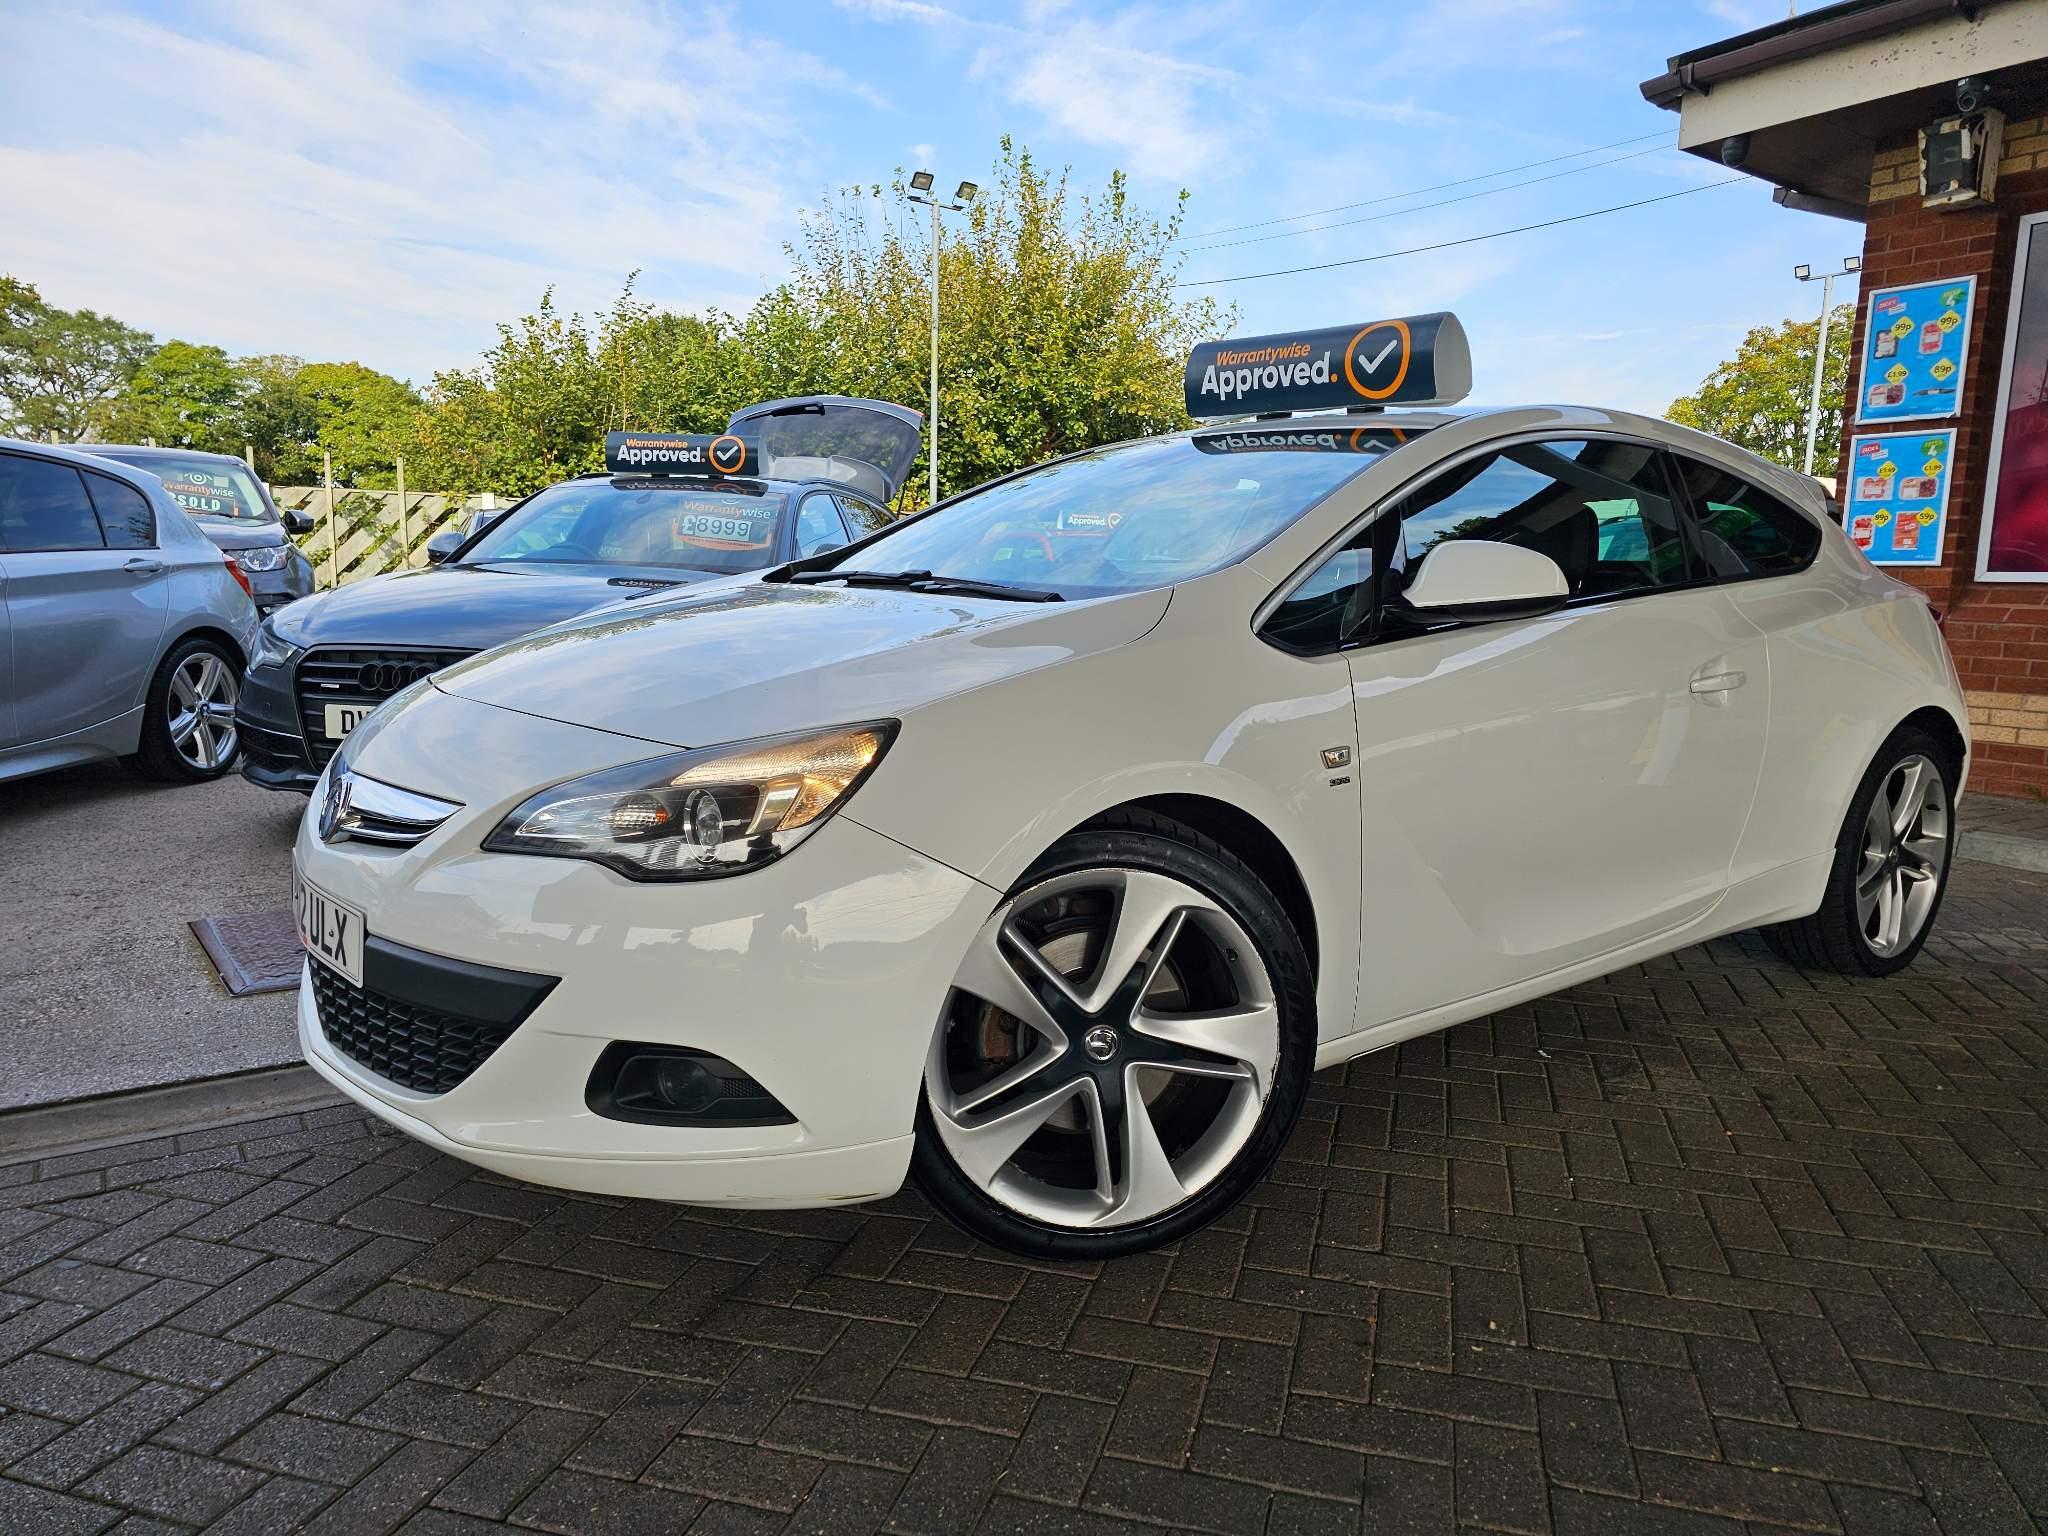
top-left (424, 530), bottom-right (465, 565)
top-left (282, 507), bottom-right (315, 536)
top-left (800, 538), bottom-right (845, 559)
top-left (1394, 540), bottom-right (1568, 625)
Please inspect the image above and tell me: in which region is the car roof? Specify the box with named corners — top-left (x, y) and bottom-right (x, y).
top-left (559, 472), bottom-right (889, 502)
top-left (0, 435), bottom-right (161, 484)
top-left (87, 444), bottom-right (250, 464)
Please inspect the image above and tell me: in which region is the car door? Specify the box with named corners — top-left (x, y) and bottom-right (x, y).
top-left (0, 451), bottom-right (171, 746)
top-left (792, 491), bottom-right (850, 559)
top-left (1331, 435), bottom-right (1769, 1030)
top-left (0, 553), bottom-right (15, 749)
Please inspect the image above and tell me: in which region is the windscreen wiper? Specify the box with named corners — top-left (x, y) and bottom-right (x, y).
top-left (789, 568), bottom-right (1062, 602)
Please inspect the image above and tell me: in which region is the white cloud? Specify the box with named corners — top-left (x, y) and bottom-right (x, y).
top-left (0, 0), bottom-right (881, 381)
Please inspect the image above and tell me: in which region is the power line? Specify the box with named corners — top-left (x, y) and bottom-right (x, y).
top-left (1180, 143), bottom-right (1678, 253)
top-left (1178, 178), bottom-right (1750, 288)
top-left (1183, 129), bottom-right (1674, 240)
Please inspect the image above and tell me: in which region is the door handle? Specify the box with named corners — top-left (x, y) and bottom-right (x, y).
top-left (122, 557), bottom-right (165, 576)
top-left (1689, 670), bottom-right (1746, 695)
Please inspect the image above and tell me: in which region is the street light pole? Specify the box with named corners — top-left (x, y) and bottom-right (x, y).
top-left (1793, 257), bottom-right (1862, 478)
top-left (905, 170), bottom-right (978, 507)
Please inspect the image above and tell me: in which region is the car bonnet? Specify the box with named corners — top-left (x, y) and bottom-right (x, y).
top-left (429, 578), bottom-right (1171, 749)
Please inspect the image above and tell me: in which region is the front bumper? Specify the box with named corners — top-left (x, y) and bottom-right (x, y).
top-left (237, 661), bottom-right (318, 792)
top-left (292, 697), bottom-right (996, 1205)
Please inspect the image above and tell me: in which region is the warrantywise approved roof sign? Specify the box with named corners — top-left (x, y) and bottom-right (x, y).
top-left (604, 430), bottom-right (759, 477)
top-left (1184, 313), bottom-right (1472, 418)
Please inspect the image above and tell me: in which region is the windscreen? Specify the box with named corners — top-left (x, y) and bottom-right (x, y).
top-left (106, 454), bottom-right (272, 523)
top-left (834, 429), bottom-right (1415, 598)
top-left (464, 479), bottom-right (791, 574)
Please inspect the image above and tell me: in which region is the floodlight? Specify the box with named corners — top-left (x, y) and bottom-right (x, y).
top-left (1844, 255), bottom-right (1862, 272)
top-left (955, 181), bottom-right (978, 203)
top-left (1793, 264), bottom-right (1811, 280)
top-left (910, 170), bottom-right (935, 193)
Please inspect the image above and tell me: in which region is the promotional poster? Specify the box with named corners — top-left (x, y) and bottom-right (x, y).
top-left (1855, 275), bottom-right (1975, 424)
top-left (1978, 213), bottom-right (2048, 580)
top-left (1843, 428), bottom-right (1956, 566)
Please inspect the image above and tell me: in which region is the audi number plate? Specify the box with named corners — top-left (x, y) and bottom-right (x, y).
top-left (293, 860), bottom-right (365, 986)
top-left (323, 703), bottom-right (374, 739)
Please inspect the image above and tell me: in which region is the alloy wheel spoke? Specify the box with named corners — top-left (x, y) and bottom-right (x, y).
top-left (1903, 833), bottom-right (1944, 872)
top-left (1891, 759), bottom-right (1927, 839)
top-left (937, 1072), bottom-right (1089, 1191)
top-left (170, 710), bottom-right (199, 745)
top-left (171, 672), bottom-right (198, 710)
top-left (1131, 1002), bottom-right (1276, 1097)
top-left (1080, 871), bottom-right (1206, 1014)
top-left (948, 1046), bottom-right (1071, 1118)
top-left (1108, 1073), bottom-right (1190, 1225)
top-left (955, 922), bottom-right (1066, 1046)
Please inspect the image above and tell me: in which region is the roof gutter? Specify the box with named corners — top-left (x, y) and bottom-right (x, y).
top-left (1641, 0), bottom-right (1990, 109)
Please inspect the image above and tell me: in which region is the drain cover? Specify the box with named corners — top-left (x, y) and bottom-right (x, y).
top-left (190, 910), bottom-right (304, 996)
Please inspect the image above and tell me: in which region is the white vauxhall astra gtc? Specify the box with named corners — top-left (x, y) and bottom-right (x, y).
top-left (293, 315), bottom-right (1968, 1259)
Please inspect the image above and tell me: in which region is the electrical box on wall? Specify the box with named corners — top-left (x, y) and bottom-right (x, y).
top-left (1921, 108), bottom-right (2005, 210)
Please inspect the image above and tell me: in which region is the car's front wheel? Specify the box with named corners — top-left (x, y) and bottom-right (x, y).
top-left (1762, 723), bottom-right (1958, 976)
top-left (911, 811), bottom-right (1314, 1259)
top-left (133, 636), bottom-right (242, 783)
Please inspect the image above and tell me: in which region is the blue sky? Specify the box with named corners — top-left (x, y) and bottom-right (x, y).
top-left (0, 0), bottom-right (1861, 417)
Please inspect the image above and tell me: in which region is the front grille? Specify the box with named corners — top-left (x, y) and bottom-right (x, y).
top-left (309, 958), bottom-right (516, 1094)
top-left (294, 646), bottom-right (473, 767)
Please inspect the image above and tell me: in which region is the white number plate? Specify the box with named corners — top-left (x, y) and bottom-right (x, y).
top-left (293, 861), bottom-right (365, 986)
top-left (323, 703), bottom-right (373, 740)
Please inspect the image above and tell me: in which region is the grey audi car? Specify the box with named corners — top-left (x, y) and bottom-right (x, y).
top-left (0, 437), bottom-right (260, 785)
top-left (237, 396), bottom-right (922, 792)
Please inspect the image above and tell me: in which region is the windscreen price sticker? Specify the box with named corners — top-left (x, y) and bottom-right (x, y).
top-left (1843, 428), bottom-right (1956, 566)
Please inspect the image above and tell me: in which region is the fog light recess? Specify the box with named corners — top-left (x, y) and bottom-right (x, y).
top-left (587, 1043), bottom-right (797, 1127)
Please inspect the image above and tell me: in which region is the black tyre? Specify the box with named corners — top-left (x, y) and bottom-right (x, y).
top-left (911, 809), bottom-right (1315, 1259)
top-left (1761, 724), bottom-right (1958, 976)
top-left (133, 635), bottom-right (242, 783)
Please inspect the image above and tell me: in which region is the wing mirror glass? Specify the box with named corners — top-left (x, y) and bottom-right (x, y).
top-left (1392, 540), bottom-right (1568, 625)
top-left (424, 530), bottom-right (465, 564)
top-left (282, 507), bottom-right (315, 536)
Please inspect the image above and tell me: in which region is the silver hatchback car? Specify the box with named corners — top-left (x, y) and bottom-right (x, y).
top-left (0, 438), bottom-right (260, 786)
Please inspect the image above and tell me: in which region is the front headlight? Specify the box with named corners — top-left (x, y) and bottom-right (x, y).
top-left (251, 622), bottom-right (302, 671)
top-left (482, 721), bottom-right (897, 881)
top-left (236, 544), bottom-right (290, 572)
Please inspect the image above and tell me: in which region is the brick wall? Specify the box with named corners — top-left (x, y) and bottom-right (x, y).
top-left (1848, 109), bottom-right (2048, 798)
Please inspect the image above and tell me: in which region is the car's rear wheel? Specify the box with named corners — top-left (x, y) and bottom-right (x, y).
top-left (911, 811), bottom-right (1314, 1259)
top-left (1762, 724), bottom-right (1957, 976)
top-left (133, 636), bottom-right (242, 783)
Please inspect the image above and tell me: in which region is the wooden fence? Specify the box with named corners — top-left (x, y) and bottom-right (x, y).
top-left (270, 484), bottom-right (507, 589)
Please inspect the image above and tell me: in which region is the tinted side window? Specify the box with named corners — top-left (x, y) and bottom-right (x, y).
top-left (84, 472), bottom-right (157, 549)
top-left (1390, 438), bottom-right (1689, 600)
top-left (0, 454), bottom-right (105, 553)
top-left (836, 493), bottom-right (892, 538)
top-left (1666, 454), bottom-right (1822, 578)
top-left (1262, 526), bottom-right (1376, 652)
top-left (795, 493), bottom-right (847, 556)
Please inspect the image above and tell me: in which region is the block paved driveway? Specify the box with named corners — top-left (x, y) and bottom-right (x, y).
top-left (3, 859), bottom-right (2047, 1536)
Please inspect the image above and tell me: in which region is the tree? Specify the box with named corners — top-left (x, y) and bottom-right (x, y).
top-left (406, 141), bottom-right (1232, 502)
top-left (1668, 305), bottom-right (1854, 479)
top-left (0, 275), bottom-right (156, 441)
top-left (101, 340), bottom-right (245, 450)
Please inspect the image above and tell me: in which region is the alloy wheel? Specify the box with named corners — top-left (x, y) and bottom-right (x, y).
top-left (925, 867), bottom-right (1280, 1230)
top-left (169, 651), bottom-right (240, 772)
top-left (1856, 752), bottom-right (1948, 957)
